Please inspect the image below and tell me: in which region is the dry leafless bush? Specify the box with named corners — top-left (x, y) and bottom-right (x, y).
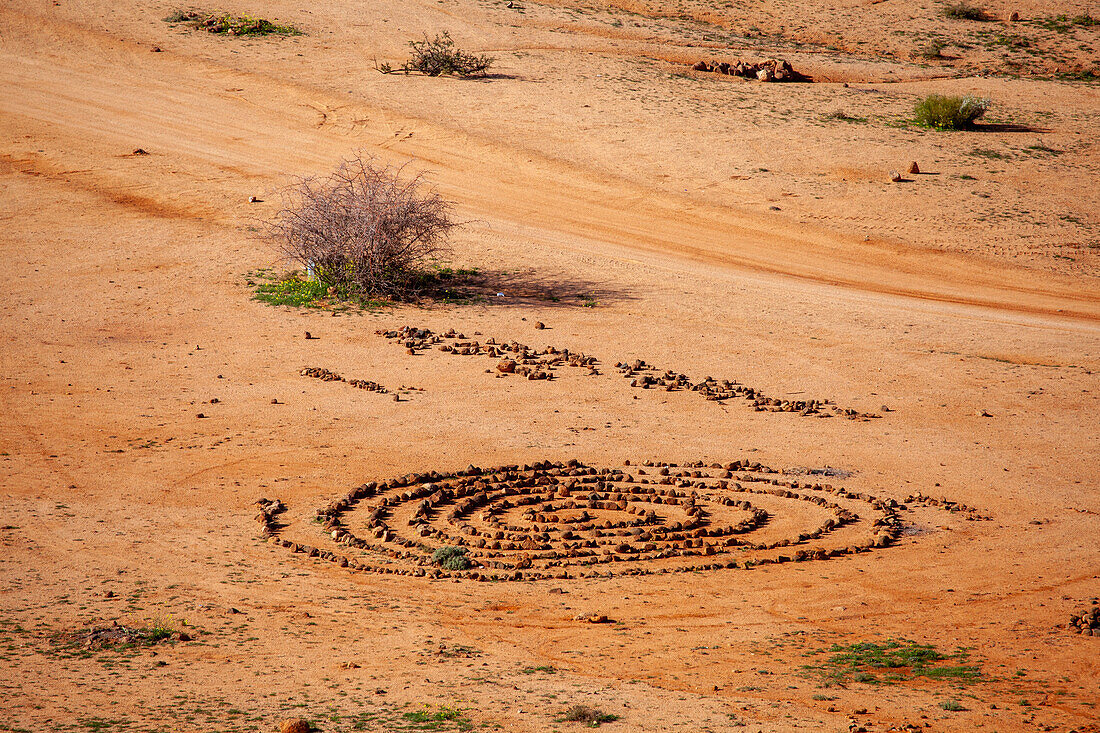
top-left (266, 156), bottom-right (456, 299)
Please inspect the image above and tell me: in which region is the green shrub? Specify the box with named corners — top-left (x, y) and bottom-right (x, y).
top-left (165, 10), bottom-right (301, 35)
top-left (943, 3), bottom-right (988, 20)
top-left (431, 546), bottom-right (471, 571)
top-left (562, 705), bottom-right (618, 727)
top-left (940, 699), bottom-right (965, 711)
top-left (398, 32), bottom-right (494, 77)
top-left (913, 94), bottom-right (989, 129)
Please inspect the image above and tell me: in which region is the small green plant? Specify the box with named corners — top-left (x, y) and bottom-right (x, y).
top-left (803, 639), bottom-right (980, 684)
top-left (522, 664), bottom-right (557, 674)
top-left (943, 3), bottom-right (988, 21)
top-left (402, 705), bottom-right (471, 729)
top-left (562, 705), bottom-right (619, 727)
top-left (919, 40), bottom-right (948, 59)
top-left (431, 546), bottom-right (471, 571)
top-left (397, 32), bottom-right (494, 77)
top-left (165, 10), bottom-right (301, 35)
top-left (913, 94), bottom-right (989, 130)
top-left (940, 699), bottom-right (965, 711)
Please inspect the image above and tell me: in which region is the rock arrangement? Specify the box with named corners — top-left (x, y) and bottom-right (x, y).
top-left (255, 459), bottom-right (980, 582)
top-left (378, 326), bottom-right (600, 381)
top-left (379, 326), bottom-right (880, 420)
top-left (691, 58), bottom-right (807, 82)
top-left (1069, 602), bottom-right (1099, 635)
top-left (616, 359), bottom-right (879, 420)
top-left (254, 498), bottom-right (286, 538)
top-left (300, 367), bottom-right (389, 394)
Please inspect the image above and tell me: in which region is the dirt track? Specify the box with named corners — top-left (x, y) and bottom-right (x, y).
top-left (1, 1), bottom-right (1098, 731)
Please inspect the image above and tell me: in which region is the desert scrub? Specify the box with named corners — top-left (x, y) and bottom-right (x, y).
top-left (165, 10), bottom-right (301, 35)
top-left (803, 639), bottom-right (980, 684)
top-left (431, 546), bottom-right (471, 571)
top-left (562, 705), bottom-right (618, 727)
top-left (913, 94), bottom-right (989, 129)
top-left (249, 270), bottom-right (387, 309)
top-left (942, 3), bottom-right (989, 21)
top-left (381, 32), bottom-right (494, 77)
top-left (265, 155), bottom-right (456, 300)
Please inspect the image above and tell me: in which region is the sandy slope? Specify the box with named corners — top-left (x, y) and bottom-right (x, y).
top-left (1, 1), bottom-right (1098, 732)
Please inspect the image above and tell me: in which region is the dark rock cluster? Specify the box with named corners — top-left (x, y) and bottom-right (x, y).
top-left (691, 58), bottom-right (807, 82)
top-left (300, 367), bottom-right (388, 393)
top-left (1069, 602), bottom-right (1099, 635)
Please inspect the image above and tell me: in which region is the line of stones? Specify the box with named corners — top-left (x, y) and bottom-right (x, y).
top-left (378, 326), bottom-right (600, 380)
top-left (377, 325), bottom-right (879, 420)
top-left (299, 367), bottom-right (388, 393)
top-left (256, 460), bottom-right (905, 581)
top-left (616, 359), bottom-right (878, 419)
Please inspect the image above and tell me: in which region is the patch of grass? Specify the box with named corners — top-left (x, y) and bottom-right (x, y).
top-left (165, 9), bottom-right (301, 35)
top-left (943, 3), bottom-right (989, 21)
top-left (803, 640), bottom-right (980, 685)
top-left (401, 705), bottom-right (472, 730)
top-left (1036, 13), bottom-right (1099, 32)
top-left (823, 110), bottom-right (868, 123)
top-left (968, 147), bottom-right (1010, 160)
top-left (940, 699), bottom-right (966, 711)
top-left (919, 39), bottom-right (948, 59)
top-left (251, 270), bottom-right (386, 309)
top-left (383, 32), bottom-right (494, 77)
top-left (913, 94), bottom-right (989, 130)
top-left (562, 705), bottom-right (619, 727)
top-left (522, 664), bottom-right (557, 674)
top-left (431, 546), bottom-right (471, 571)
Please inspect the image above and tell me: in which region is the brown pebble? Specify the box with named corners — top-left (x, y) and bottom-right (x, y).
top-left (907, 161), bottom-right (920, 175)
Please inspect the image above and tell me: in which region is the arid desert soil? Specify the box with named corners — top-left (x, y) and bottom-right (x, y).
top-left (1, 0), bottom-right (1098, 731)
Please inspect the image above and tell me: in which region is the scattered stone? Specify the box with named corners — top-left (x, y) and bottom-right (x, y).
top-left (1009, 11), bottom-right (1019, 21)
top-left (497, 359), bottom-right (517, 373)
top-left (573, 612), bottom-right (611, 623)
top-left (890, 170), bottom-right (903, 183)
top-left (534, 321), bottom-right (545, 330)
top-left (279, 719), bottom-right (311, 733)
top-left (907, 161), bottom-right (920, 175)
top-left (132, 148), bottom-right (149, 155)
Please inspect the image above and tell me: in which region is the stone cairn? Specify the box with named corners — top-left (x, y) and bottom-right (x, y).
top-left (378, 326), bottom-right (880, 420)
top-left (300, 367), bottom-right (388, 394)
top-left (691, 58), bottom-right (807, 82)
top-left (1069, 602), bottom-right (1100, 636)
top-left (256, 459), bottom-right (981, 582)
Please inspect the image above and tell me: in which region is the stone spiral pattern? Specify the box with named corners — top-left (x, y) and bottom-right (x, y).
top-left (251, 460), bottom-right (981, 582)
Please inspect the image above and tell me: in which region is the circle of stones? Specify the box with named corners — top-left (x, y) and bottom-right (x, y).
top-left (250, 459), bottom-right (979, 582)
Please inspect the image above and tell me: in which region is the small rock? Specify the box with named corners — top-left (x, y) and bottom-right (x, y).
top-left (907, 161), bottom-right (920, 174)
top-left (534, 321), bottom-right (545, 330)
top-left (196, 412), bottom-right (206, 419)
top-left (890, 170), bottom-right (903, 182)
top-left (279, 719), bottom-right (311, 733)
top-left (978, 409), bottom-right (993, 417)
top-left (1009, 11), bottom-right (1019, 21)
top-left (692, 61), bottom-right (710, 71)
top-left (151, 46), bottom-right (162, 52)
top-left (132, 148), bottom-right (149, 156)
top-left (880, 405), bottom-right (891, 412)
top-left (497, 359), bottom-right (517, 374)
top-left (304, 331), bottom-right (316, 339)
top-left (248, 196), bottom-right (262, 203)
top-left (271, 398), bottom-right (280, 404)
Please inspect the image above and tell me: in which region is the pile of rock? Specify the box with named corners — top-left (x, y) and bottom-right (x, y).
top-left (1069, 603), bottom-right (1099, 635)
top-left (691, 58), bottom-right (807, 82)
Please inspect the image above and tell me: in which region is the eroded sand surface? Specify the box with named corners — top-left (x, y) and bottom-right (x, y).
top-left (1, 0), bottom-right (1098, 731)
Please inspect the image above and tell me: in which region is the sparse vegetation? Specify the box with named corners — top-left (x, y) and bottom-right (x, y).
top-left (919, 39), bottom-right (948, 59)
top-left (913, 94), bottom-right (990, 130)
top-left (265, 155), bottom-right (457, 300)
top-left (431, 546), bottom-right (471, 571)
top-left (940, 699), bottom-right (966, 711)
top-left (401, 705), bottom-right (472, 729)
top-left (803, 640), bottom-right (980, 684)
top-left (943, 3), bottom-right (989, 21)
top-left (165, 10), bottom-right (301, 35)
top-left (562, 705), bottom-right (619, 727)
top-left (380, 32), bottom-right (494, 77)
